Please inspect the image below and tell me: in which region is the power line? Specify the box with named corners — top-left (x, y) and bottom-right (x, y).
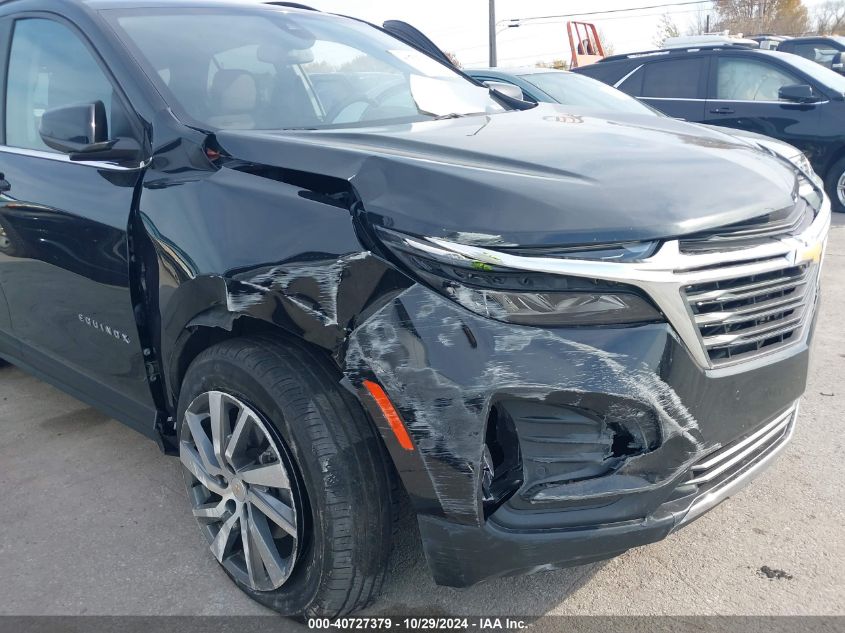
top-left (517, 7), bottom-right (712, 27)
top-left (503, 0), bottom-right (712, 24)
top-left (454, 7), bottom-right (710, 55)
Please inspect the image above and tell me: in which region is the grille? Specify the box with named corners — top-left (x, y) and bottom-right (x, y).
top-left (687, 406), bottom-right (795, 492)
top-left (684, 262), bottom-right (818, 365)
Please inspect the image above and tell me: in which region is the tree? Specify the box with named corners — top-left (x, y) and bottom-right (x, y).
top-left (597, 28), bottom-right (615, 56)
top-left (712, 0), bottom-right (810, 36)
top-left (814, 0), bottom-right (845, 34)
top-left (654, 13), bottom-right (681, 47)
top-left (686, 9), bottom-right (711, 35)
top-left (536, 59), bottom-right (569, 70)
top-left (445, 51), bottom-right (462, 68)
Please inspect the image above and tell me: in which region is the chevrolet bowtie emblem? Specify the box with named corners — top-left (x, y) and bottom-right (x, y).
top-left (798, 241), bottom-right (824, 264)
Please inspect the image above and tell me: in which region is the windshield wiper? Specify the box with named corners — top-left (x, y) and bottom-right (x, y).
top-left (433, 111), bottom-right (489, 120)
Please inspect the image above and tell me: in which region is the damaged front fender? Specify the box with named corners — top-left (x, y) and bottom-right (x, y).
top-left (344, 283), bottom-right (712, 527)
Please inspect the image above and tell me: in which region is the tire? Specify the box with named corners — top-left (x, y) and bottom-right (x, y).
top-left (177, 336), bottom-right (394, 617)
top-left (824, 156), bottom-right (845, 213)
top-left (0, 216), bottom-right (29, 258)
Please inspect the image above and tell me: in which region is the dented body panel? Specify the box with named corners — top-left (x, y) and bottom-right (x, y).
top-left (214, 109), bottom-right (798, 248)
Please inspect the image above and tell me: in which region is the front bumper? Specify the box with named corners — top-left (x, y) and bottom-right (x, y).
top-left (348, 282), bottom-right (813, 586)
top-left (419, 402), bottom-right (797, 587)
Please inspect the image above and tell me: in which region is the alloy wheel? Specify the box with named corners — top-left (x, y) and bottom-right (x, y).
top-left (837, 171), bottom-right (845, 208)
top-left (0, 225), bottom-right (9, 250)
top-left (180, 391), bottom-right (300, 591)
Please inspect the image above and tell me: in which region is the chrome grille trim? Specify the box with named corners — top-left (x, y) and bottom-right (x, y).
top-left (676, 403), bottom-right (798, 527)
top-left (688, 407), bottom-right (794, 485)
top-left (685, 261), bottom-right (818, 364)
top-left (687, 268), bottom-right (811, 303)
top-left (703, 313), bottom-right (804, 348)
top-left (693, 292), bottom-right (807, 326)
top-left (409, 193), bottom-right (831, 370)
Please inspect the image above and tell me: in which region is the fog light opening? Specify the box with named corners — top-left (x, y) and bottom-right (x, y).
top-left (481, 405), bottom-right (523, 518)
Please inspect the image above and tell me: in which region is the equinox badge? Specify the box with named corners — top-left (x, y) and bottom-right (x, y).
top-left (78, 314), bottom-right (132, 345)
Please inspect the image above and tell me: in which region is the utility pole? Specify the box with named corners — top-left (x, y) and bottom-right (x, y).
top-left (705, 13), bottom-right (710, 33)
top-left (489, 0), bottom-right (497, 67)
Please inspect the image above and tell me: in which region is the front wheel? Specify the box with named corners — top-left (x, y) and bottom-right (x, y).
top-left (177, 336), bottom-right (395, 617)
top-left (824, 156), bottom-right (845, 213)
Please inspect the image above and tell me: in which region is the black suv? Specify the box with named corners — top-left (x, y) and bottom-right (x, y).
top-left (574, 44), bottom-right (845, 212)
top-left (0, 0), bottom-right (831, 618)
top-left (778, 36), bottom-right (845, 73)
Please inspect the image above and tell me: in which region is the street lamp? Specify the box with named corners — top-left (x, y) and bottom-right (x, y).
top-left (489, 0), bottom-right (497, 67)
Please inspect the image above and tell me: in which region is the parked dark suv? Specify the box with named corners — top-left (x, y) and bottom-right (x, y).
top-left (778, 36), bottom-right (845, 73)
top-left (0, 0), bottom-right (831, 618)
top-left (574, 44), bottom-right (845, 212)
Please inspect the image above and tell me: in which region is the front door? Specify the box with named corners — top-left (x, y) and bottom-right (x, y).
top-left (704, 55), bottom-right (823, 159)
top-left (0, 16), bottom-right (156, 429)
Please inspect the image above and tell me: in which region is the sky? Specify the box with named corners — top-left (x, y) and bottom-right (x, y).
top-left (285, 0), bottom-right (831, 68)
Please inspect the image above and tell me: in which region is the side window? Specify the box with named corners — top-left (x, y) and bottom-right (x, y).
top-left (617, 66), bottom-right (644, 96)
top-left (639, 58), bottom-right (704, 99)
top-left (717, 58), bottom-right (802, 101)
top-left (788, 43), bottom-right (820, 61)
top-left (6, 19), bottom-right (115, 152)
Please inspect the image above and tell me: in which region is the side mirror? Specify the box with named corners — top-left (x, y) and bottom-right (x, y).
top-left (40, 101), bottom-right (110, 154)
top-left (39, 101), bottom-right (140, 162)
top-left (832, 51), bottom-right (844, 73)
top-left (483, 80), bottom-right (525, 102)
top-left (778, 84), bottom-right (820, 104)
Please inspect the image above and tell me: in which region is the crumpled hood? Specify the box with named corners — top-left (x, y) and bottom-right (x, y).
top-left (215, 103), bottom-right (798, 247)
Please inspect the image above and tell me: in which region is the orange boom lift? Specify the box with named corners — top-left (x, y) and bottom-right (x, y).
top-left (567, 21), bottom-right (606, 68)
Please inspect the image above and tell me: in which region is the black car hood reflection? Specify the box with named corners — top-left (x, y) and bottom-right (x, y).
top-left (215, 104), bottom-right (798, 247)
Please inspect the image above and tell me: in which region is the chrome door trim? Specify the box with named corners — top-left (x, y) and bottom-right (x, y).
top-left (705, 98), bottom-right (830, 105)
top-left (612, 64), bottom-right (643, 88)
top-left (0, 144), bottom-right (145, 171)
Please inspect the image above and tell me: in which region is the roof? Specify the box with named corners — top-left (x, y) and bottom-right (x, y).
top-left (600, 43), bottom-right (781, 64)
top-left (663, 34), bottom-right (759, 49)
top-left (783, 35), bottom-right (845, 43)
top-left (79, 0), bottom-right (315, 10)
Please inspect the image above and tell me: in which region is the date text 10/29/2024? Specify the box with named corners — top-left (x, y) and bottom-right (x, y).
top-left (307, 618), bottom-right (529, 630)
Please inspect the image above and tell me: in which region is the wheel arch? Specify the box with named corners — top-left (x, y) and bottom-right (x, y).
top-left (164, 281), bottom-right (445, 518)
top-left (822, 142), bottom-right (845, 178)
top-left (170, 313), bottom-right (427, 515)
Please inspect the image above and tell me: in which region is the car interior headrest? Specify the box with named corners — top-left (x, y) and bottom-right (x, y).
top-left (209, 69), bottom-right (258, 114)
top-left (257, 43), bottom-right (315, 66)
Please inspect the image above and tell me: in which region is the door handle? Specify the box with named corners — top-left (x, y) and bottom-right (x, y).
top-left (0, 174), bottom-right (9, 193)
top-left (709, 106), bottom-right (735, 115)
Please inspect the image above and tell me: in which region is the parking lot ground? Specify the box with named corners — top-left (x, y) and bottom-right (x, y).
top-left (1, 214), bottom-right (843, 617)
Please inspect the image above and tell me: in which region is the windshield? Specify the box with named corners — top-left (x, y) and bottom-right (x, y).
top-left (768, 50), bottom-right (845, 93)
top-left (108, 8), bottom-right (503, 130)
top-left (519, 72), bottom-right (656, 115)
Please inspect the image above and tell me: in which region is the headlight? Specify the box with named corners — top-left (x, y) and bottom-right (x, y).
top-left (376, 227), bottom-right (663, 327)
top-left (782, 152), bottom-right (824, 207)
top-left (786, 151), bottom-right (815, 181)
top-left (752, 137), bottom-right (822, 188)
